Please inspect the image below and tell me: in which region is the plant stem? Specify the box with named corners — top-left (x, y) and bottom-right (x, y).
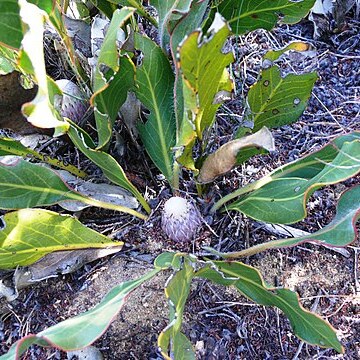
top-left (202, 236), bottom-right (300, 258)
top-left (196, 183), bottom-right (203, 197)
top-left (172, 160), bottom-right (181, 193)
top-left (126, 0), bottom-right (158, 27)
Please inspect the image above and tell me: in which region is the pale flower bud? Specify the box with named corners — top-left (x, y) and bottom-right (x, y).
top-left (161, 197), bottom-right (202, 242)
top-left (55, 79), bottom-right (88, 124)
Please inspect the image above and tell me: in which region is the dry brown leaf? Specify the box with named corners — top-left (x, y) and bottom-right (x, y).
top-left (14, 247), bottom-right (122, 289)
top-left (197, 127), bottom-right (275, 183)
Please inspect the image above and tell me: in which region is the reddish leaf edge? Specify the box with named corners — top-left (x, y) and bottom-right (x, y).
top-left (0, 269), bottom-right (161, 360)
top-left (211, 132), bottom-right (360, 213)
top-left (204, 184), bottom-right (360, 259)
top-left (198, 261), bottom-right (344, 354)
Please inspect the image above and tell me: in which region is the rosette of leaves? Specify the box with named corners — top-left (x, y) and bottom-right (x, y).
top-left (0, 0), bottom-right (359, 359)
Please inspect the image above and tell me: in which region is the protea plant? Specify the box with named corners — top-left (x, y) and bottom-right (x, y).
top-left (55, 79), bottom-right (88, 124)
top-left (161, 197), bottom-right (202, 242)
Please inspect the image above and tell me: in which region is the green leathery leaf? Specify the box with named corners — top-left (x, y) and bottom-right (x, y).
top-left (0, 159), bottom-right (85, 209)
top-left (89, 0), bottom-right (117, 18)
top-left (0, 208), bottom-right (123, 269)
top-left (170, 0), bottom-right (209, 57)
top-left (154, 252), bottom-right (182, 270)
top-left (170, 0), bottom-right (209, 135)
top-left (196, 261), bottom-right (343, 353)
top-left (92, 55), bottom-right (135, 149)
top-left (208, 185), bottom-right (360, 259)
top-left (0, 137), bottom-right (86, 178)
top-left (175, 13), bottom-right (234, 171)
top-left (152, 0), bottom-right (193, 49)
top-left (212, 132), bottom-right (360, 212)
top-left (91, 8), bottom-right (135, 149)
top-left (178, 13), bottom-right (234, 139)
top-left (67, 123), bottom-right (150, 213)
top-left (0, 159), bottom-right (146, 219)
top-left (0, 269), bottom-right (159, 358)
top-left (0, 0), bottom-right (23, 49)
top-left (213, 0), bottom-right (316, 35)
top-left (226, 138), bottom-right (360, 223)
top-left (158, 259), bottom-right (195, 359)
top-left (246, 66), bottom-right (317, 132)
top-left (134, 33), bottom-right (176, 184)
top-left (259, 184), bottom-right (360, 248)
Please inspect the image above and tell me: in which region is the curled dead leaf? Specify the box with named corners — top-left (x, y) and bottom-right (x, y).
top-left (197, 127), bottom-right (275, 183)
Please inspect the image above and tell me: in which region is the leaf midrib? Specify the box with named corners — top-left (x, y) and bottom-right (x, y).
top-left (229, 2), bottom-right (302, 24)
top-left (143, 68), bottom-right (173, 180)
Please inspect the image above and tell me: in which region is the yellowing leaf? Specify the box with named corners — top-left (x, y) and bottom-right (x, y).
top-left (18, 0), bottom-right (67, 135)
top-left (0, 209), bottom-right (122, 269)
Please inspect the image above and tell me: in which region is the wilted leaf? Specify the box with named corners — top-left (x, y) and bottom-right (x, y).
top-left (15, 248), bottom-right (122, 288)
top-left (0, 159), bottom-right (146, 219)
top-left (0, 269), bottom-right (160, 359)
top-left (57, 170), bottom-right (138, 211)
top-left (212, 132), bottom-right (360, 212)
top-left (0, 209), bottom-right (122, 269)
top-left (196, 261), bottom-right (343, 353)
top-left (119, 91), bottom-right (141, 139)
top-left (214, 0), bottom-right (316, 35)
top-left (198, 127), bottom-right (275, 183)
top-left (263, 41), bottom-right (312, 63)
top-left (134, 34), bottom-right (176, 184)
top-left (158, 259), bottom-right (195, 359)
top-left (311, 0), bottom-right (334, 15)
top-left (225, 135), bottom-right (360, 223)
top-left (246, 65), bottom-right (317, 132)
top-left (91, 8), bottom-right (136, 148)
